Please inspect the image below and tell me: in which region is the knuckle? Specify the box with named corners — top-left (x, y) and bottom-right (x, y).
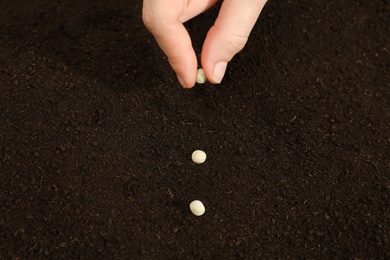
top-left (224, 34), bottom-right (248, 54)
top-left (142, 9), bottom-right (156, 31)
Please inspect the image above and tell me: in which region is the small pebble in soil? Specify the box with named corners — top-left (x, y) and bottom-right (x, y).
top-left (192, 150), bottom-right (206, 164)
top-left (190, 200), bottom-right (205, 216)
top-left (196, 68), bottom-right (207, 84)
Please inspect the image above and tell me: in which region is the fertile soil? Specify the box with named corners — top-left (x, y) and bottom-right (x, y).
top-left (1, 0), bottom-right (389, 258)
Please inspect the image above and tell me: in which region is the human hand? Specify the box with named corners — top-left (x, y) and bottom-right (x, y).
top-left (142, 0), bottom-right (268, 88)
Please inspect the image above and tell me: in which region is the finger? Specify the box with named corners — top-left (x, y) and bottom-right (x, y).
top-left (201, 0), bottom-right (268, 84)
top-left (157, 24), bottom-right (197, 89)
top-left (143, 0), bottom-right (196, 88)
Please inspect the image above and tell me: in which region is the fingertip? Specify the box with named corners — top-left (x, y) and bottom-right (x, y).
top-left (177, 75), bottom-right (187, 88)
top-left (167, 42), bottom-right (197, 88)
top-left (177, 74), bottom-right (195, 89)
top-left (211, 61), bottom-right (228, 84)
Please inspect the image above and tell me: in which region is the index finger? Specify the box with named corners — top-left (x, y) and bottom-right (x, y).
top-left (142, 1), bottom-right (197, 88)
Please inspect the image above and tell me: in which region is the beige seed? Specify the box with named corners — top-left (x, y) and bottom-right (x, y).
top-left (196, 68), bottom-right (207, 84)
top-left (190, 200), bottom-right (205, 216)
top-left (192, 150), bottom-right (206, 164)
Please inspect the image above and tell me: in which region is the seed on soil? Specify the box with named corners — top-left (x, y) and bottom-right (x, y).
top-left (192, 150), bottom-right (206, 164)
top-left (196, 68), bottom-right (207, 84)
top-left (190, 200), bottom-right (205, 216)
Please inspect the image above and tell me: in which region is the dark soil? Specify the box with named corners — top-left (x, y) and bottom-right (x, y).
top-left (1, 0), bottom-right (389, 258)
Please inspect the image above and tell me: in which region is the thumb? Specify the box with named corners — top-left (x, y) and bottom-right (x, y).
top-left (201, 0), bottom-right (267, 84)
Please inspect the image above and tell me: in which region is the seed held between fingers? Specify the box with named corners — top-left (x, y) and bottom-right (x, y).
top-left (196, 68), bottom-right (207, 84)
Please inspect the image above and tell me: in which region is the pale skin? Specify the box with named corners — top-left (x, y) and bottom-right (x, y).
top-left (142, 0), bottom-right (268, 88)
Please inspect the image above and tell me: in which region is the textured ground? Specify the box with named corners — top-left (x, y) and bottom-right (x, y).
top-left (0, 0), bottom-right (389, 258)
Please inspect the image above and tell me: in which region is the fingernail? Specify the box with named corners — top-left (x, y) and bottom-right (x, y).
top-left (212, 61), bottom-right (227, 84)
top-left (177, 75), bottom-right (187, 88)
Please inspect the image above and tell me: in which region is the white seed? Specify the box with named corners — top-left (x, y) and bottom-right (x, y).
top-left (192, 150), bottom-right (206, 164)
top-left (190, 200), bottom-right (205, 216)
top-left (196, 68), bottom-right (207, 84)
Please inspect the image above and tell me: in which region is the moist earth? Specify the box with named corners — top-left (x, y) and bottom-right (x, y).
top-left (0, 0), bottom-right (389, 258)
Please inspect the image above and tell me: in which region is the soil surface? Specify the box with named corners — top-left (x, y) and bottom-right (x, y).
top-left (1, 0), bottom-right (389, 258)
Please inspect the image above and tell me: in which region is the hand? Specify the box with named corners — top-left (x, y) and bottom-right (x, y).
top-left (142, 0), bottom-right (268, 88)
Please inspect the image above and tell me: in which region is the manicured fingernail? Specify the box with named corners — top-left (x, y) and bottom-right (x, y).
top-left (177, 75), bottom-right (187, 88)
top-left (212, 61), bottom-right (227, 84)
